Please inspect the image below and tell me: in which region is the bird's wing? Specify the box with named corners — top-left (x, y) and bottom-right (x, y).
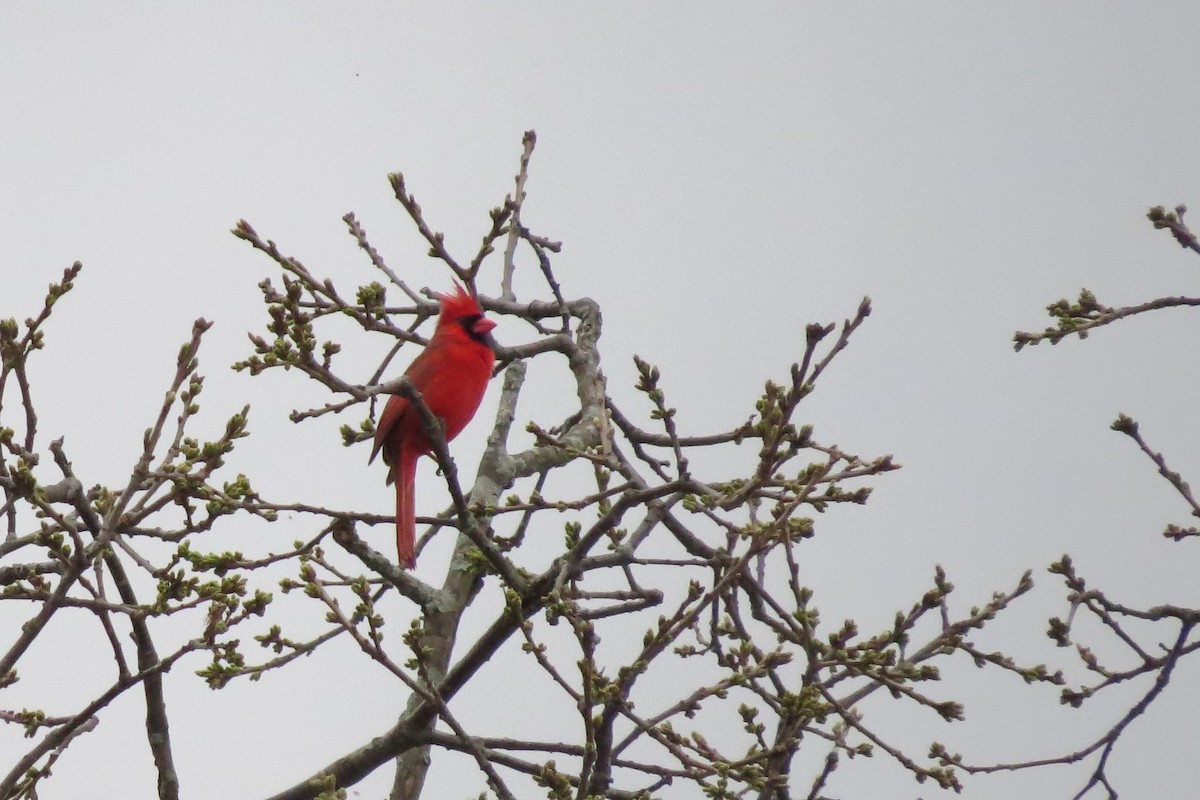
top-left (370, 393), bottom-right (410, 475)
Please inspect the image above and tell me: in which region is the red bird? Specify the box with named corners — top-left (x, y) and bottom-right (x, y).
top-left (370, 284), bottom-right (496, 568)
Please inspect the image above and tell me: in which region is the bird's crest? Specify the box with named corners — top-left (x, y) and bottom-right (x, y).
top-left (435, 282), bottom-right (485, 322)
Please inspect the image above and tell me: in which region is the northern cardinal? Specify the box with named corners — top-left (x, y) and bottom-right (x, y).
top-left (370, 284), bottom-right (496, 568)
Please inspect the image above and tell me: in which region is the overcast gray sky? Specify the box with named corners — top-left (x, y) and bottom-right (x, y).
top-left (4, 5), bottom-right (1200, 798)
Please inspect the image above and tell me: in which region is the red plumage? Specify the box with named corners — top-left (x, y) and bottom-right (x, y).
top-left (370, 284), bottom-right (496, 568)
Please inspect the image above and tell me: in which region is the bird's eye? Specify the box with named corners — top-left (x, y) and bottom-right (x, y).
top-left (460, 314), bottom-right (484, 340)
top-left (459, 313), bottom-right (496, 344)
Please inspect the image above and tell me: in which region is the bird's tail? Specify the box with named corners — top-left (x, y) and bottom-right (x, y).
top-left (396, 454), bottom-right (418, 569)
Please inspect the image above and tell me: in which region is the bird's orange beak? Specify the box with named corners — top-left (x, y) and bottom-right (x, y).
top-left (472, 317), bottom-right (497, 336)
